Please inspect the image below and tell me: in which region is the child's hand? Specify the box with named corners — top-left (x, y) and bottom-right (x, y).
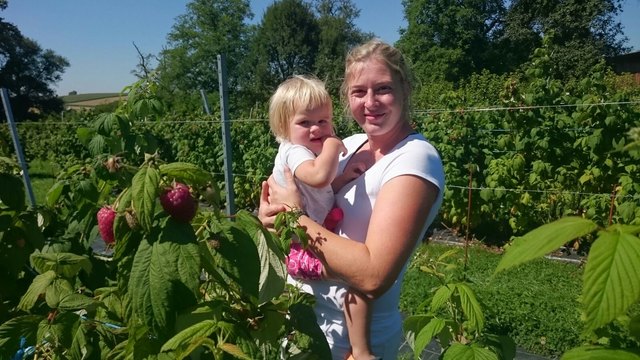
top-left (332, 161), bottom-right (366, 192)
top-left (323, 136), bottom-right (347, 156)
top-left (343, 161), bottom-right (366, 181)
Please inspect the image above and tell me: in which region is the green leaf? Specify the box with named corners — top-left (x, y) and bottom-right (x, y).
top-left (75, 127), bottom-right (94, 145)
top-left (235, 210), bottom-right (286, 303)
top-left (18, 270), bottom-right (56, 311)
top-left (30, 252), bottom-right (92, 279)
top-left (46, 180), bottom-right (66, 207)
top-left (403, 314), bottom-right (434, 354)
top-left (415, 318), bottom-right (445, 360)
top-left (630, 314), bottom-right (640, 342)
top-left (561, 346), bottom-right (640, 360)
top-left (37, 311), bottom-right (79, 350)
top-left (45, 277), bottom-right (74, 308)
top-left (582, 229), bottom-right (640, 331)
top-left (431, 284), bottom-right (454, 312)
top-left (288, 303), bottom-right (331, 359)
top-left (88, 133), bottom-right (106, 156)
top-left (131, 165), bottom-right (160, 232)
top-left (0, 315), bottom-right (41, 356)
top-left (58, 293), bottom-right (98, 311)
top-left (129, 221), bottom-right (200, 339)
top-left (0, 173), bottom-right (25, 210)
top-left (495, 217), bottom-right (598, 274)
top-left (456, 283), bottom-right (485, 333)
top-left (212, 222), bottom-right (261, 299)
top-left (160, 319), bottom-right (218, 353)
top-left (159, 162), bottom-right (213, 187)
top-left (443, 343), bottom-right (499, 360)
top-left (219, 342), bottom-right (252, 360)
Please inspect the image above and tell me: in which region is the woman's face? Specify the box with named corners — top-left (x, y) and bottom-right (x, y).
top-left (347, 58), bottom-right (404, 137)
top-left (287, 103), bottom-right (333, 155)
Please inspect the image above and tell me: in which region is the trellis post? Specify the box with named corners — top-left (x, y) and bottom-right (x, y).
top-left (1, 88), bottom-right (37, 207)
top-left (217, 54), bottom-right (235, 216)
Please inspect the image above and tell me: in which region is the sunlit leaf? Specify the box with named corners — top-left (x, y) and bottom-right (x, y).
top-left (495, 217), bottom-right (598, 274)
top-left (18, 270), bottom-right (56, 311)
top-left (161, 320), bottom-right (217, 353)
top-left (415, 318), bottom-right (445, 360)
top-left (456, 283), bottom-right (485, 333)
top-left (131, 165), bottom-right (160, 232)
top-left (561, 345), bottom-right (640, 360)
top-left (431, 284), bottom-right (454, 312)
top-left (582, 229), bottom-right (640, 331)
top-left (443, 342), bottom-right (499, 360)
top-left (159, 162), bottom-right (213, 186)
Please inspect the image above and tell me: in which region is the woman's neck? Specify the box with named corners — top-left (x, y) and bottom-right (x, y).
top-left (366, 122), bottom-right (414, 156)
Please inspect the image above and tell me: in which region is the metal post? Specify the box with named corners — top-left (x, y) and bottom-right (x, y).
top-left (1, 88), bottom-right (37, 207)
top-left (200, 89), bottom-right (211, 115)
top-left (217, 55), bottom-right (235, 216)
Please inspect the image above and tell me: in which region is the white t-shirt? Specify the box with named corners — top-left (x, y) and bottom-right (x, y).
top-left (272, 141), bottom-right (335, 223)
top-left (300, 132), bottom-right (445, 359)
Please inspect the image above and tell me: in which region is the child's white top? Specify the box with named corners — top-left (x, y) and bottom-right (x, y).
top-left (272, 141), bottom-right (335, 223)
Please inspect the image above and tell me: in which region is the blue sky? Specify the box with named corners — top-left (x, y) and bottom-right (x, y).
top-left (3, 0), bottom-right (640, 96)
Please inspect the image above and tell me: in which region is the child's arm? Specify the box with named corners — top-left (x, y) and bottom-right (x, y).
top-left (295, 137), bottom-right (346, 188)
top-left (344, 288), bottom-right (376, 359)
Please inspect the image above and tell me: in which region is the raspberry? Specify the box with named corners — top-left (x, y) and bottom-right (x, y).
top-left (97, 206), bottom-right (116, 244)
top-left (160, 182), bottom-right (197, 223)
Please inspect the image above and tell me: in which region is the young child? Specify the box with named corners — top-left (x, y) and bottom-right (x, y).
top-left (269, 75), bottom-right (377, 360)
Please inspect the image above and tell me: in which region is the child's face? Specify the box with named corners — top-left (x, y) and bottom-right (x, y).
top-left (288, 103), bottom-right (333, 155)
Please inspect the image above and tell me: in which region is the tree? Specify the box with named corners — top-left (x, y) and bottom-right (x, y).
top-left (156, 0), bottom-right (253, 111)
top-left (312, 0), bottom-right (371, 97)
top-left (501, 0), bottom-right (629, 80)
top-left (244, 0), bottom-right (321, 100)
top-left (397, 0), bottom-right (630, 92)
top-left (397, 0), bottom-right (506, 86)
top-left (0, 4), bottom-right (69, 121)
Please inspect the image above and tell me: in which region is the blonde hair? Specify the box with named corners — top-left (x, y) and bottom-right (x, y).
top-left (269, 75), bottom-right (332, 142)
top-left (340, 39), bottom-right (413, 123)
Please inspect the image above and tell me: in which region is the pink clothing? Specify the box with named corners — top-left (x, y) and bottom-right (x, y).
top-left (286, 243), bottom-right (323, 280)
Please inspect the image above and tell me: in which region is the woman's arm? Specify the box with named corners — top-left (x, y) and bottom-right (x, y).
top-left (263, 170), bottom-right (439, 298)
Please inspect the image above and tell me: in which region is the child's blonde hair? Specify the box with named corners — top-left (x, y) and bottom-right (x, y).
top-left (269, 75), bottom-right (332, 142)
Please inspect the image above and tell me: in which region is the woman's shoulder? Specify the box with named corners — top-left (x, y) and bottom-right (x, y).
top-left (402, 133), bottom-right (440, 156)
top-left (342, 133), bottom-right (368, 151)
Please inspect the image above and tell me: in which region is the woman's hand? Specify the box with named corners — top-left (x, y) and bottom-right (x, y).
top-left (257, 168), bottom-right (303, 227)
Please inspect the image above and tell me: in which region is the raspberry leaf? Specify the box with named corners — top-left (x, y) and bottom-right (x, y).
top-left (159, 162), bottom-right (213, 187)
top-left (131, 165), bottom-right (160, 232)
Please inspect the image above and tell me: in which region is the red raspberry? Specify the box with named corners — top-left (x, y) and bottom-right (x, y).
top-left (97, 206), bottom-right (116, 244)
top-left (160, 182), bottom-right (197, 223)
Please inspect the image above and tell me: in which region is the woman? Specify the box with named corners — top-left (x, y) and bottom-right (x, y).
top-left (260, 39), bottom-right (445, 359)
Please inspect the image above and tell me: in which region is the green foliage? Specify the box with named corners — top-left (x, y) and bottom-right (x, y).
top-left (0, 161), bottom-right (45, 323)
top-left (403, 246), bottom-right (514, 359)
top-left (416, 39), bottom-right (640, 245)
top-left (402, 243), bottom-right (590, 357)
top-left (496, 196), bottom-right (640, 355)
top-left (0, 94), bottom-right (329, 359)
top-left (157, 0), bottom-right (253, 103)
